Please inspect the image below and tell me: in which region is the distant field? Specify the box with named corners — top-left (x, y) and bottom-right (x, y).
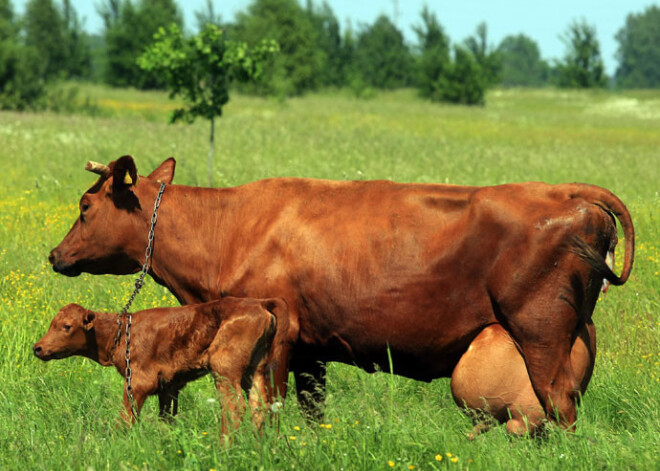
top-left (0, 85), bottom-right (658, 470)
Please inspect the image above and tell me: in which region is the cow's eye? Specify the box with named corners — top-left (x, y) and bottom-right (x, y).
top-left (63, 325), bottom-right (71, 332)
top-left (80, 204), bottom-right (89, 222)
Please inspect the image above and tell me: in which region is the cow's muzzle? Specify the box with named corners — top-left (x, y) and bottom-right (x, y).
top-left (33, 344), bottom-right (48, 360)
top-left (48, 250), bottom-right (81, 277)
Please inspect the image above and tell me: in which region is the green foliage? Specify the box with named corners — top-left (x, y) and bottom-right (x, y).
top-left (440, 45), bottom-right (487, 105)
top-left (498, 34), bottom-right (549, 87)
top-left (615, 6), bottom-right (660, 89)
top-left (22, 0), bottom-right (91, 80)
top-left (413, 8), bottom-right (486, 105)
top-left (60, 0), bottom-right (92, 79)
top-left (23, 0), bottom-right (67, 79)
top-left (414, 5), bottom-right (450, 99)
top-left (99, 0), bottom-right (183, 88)
top-left (353, 15), bottom-right (413, 89)
top-left (138, 23), bottom-right (278, 124)
top-left (306, 1), bottom-right (344, 87)
top-left (556, 19), bottom-right (606, 89)
top-left (0, 0), bottom-right (45, 110)
top-left (194, 0), bottom-right (222, 30)
top-left (233, 0), bottom-right (324, 96)
top-left (464, 22), bottom-right (502, 86)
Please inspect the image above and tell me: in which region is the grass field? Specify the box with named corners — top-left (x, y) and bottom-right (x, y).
top-left (0, 85), bottom-right (659, 470)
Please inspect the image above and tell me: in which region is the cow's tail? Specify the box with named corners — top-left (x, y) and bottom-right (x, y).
top-left (568, 184), bottom-right (634, 286)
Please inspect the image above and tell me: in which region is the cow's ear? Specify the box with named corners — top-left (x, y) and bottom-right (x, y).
top-left (147, 157), bottom-right (176, 184)
top-left (112, 155), bottom-right (138, 193)
top-left (82, 311), bottom-right (95, 331)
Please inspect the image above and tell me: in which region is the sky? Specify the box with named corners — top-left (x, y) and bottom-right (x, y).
top-left (12, 0), bottom-right (660, 75)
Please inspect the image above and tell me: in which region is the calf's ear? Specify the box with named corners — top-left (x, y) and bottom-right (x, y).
top-left (147, 157), bottom-right (176, 184)
top-left (82, 311), bottom-right (96, 331)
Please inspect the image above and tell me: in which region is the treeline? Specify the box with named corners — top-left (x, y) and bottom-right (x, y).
top-left (2, 0), bottom-right (660, 110)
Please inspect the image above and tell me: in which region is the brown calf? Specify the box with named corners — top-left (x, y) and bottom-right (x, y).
top-left (33, 298), bottom-right (286, 434)
top-left (451, 321), bottom-right (596, 438)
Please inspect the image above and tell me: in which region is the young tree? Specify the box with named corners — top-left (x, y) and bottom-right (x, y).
top-left (615, 6), bottom-right (660, 88)
top-left (498, 34), bottom-right (548, 87)
top-left (138, 23), bottom-right (278, 187)
top-left (555, 19), bottom-right (606, 88)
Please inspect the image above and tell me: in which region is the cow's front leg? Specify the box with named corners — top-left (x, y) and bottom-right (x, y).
top-left (293, 359), bottom-right (327, 423)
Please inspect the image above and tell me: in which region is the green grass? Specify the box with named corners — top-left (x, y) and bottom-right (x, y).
top-left (1, 86), bottom-right (659, 470)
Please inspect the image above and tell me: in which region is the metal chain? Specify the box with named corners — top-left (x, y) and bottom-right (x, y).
top-left (114, 182), bottom-right (166, 419)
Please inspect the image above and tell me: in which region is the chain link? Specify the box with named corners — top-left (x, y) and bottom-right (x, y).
top-left (114, 182), bottom-right (166, 419)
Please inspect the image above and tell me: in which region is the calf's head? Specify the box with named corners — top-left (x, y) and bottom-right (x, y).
top-left (33, 304), bottom-right (97, 361)
top-left (48, 155), bottom-right (175, 276)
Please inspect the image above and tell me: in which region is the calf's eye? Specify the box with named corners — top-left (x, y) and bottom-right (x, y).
top-left (63, 325), bottom-right (71, 332)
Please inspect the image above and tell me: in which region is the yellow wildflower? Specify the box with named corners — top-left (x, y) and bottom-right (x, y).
top-left (388, 461), bottom-right (395, 467)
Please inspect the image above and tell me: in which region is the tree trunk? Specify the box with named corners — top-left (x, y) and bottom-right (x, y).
top-left (208, 115), bottom-right (215, 187)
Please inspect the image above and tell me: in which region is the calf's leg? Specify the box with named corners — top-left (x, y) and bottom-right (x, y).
top-left (208, 311), bottom-right (277, 437)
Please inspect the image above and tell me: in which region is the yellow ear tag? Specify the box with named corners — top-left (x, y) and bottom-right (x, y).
top-left (123, 171), bottom-right (133, 185)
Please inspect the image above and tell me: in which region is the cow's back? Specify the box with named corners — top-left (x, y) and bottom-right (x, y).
top-left (156, 179), bottom-right (618, 381)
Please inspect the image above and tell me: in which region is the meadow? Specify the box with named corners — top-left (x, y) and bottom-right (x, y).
top-left (0, 84), bottom-right (658, 470)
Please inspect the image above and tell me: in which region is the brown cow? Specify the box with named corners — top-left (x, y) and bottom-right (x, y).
top-left (33, 298), bottom-right (286, 434)
top-left (48, 155), bottom-right (634, 430)
top-left (451, 322), bottom-right (596, 438)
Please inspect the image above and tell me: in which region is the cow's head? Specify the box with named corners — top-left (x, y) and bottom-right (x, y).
top-left (48, 156), bottom-right (176, 276)
top-left (33, 304), bottom-right (96, 361)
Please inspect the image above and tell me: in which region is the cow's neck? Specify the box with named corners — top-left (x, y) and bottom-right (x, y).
top-left (83, 312), bottom-right (121, 367)
top-left (137, 182), bottom-right (231, 304)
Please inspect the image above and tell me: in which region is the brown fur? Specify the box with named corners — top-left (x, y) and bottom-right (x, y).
top-left (33, 298), bottom-right (286, 435)
top-left (451, 322), bottom-right (596, 438)
top-left (48, 156), bottom-right (634, 429)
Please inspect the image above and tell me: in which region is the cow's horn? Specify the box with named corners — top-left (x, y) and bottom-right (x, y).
top-left (85, 161), bottom-right (110, 176)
